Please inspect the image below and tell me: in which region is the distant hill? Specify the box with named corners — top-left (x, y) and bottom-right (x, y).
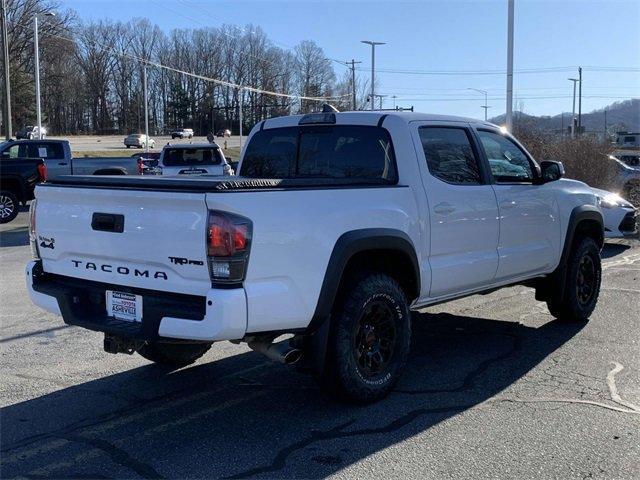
top-left (490, 98), bottom-right (639, 135)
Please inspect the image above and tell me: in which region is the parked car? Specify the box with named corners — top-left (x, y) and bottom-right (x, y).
top-left (170, 128), bottom-right (194, 139)
top-left (27, 111), bottom-right (604, 404)
top-left (216, 129), bottom-right (231, 138)
top-left (0, 139), bottom-right (140, 179)
top-left (124, 134), bottom-right (155, 149)
top-left (16, 125), bottom-right (47, 140)
top-left (590, 187), bottom-right (637, 238)
top-left (0, 155), bottom-right (45, 223)
top-left (158, 143), bottom-right (232, 176)
top-left (607, 153), bottom-right (640, 206)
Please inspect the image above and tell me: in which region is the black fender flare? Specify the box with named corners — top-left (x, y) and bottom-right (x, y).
top-left (537, 205), bottom-right (603, 302)
top-left (300, 228), bottom-right (419, 374)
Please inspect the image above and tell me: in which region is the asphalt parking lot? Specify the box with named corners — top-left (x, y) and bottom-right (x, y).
top-left (1, 209), bottom-right (639, 479)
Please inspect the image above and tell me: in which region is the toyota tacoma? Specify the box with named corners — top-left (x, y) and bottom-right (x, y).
top-left (26, 111), bottom-right (604, 403)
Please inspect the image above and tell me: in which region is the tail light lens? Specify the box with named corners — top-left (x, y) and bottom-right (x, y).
top-left (29, 199), bottom-right (40, 259)
top-left (137, 158), bottom-right (143, 175)
top-left (207, 211), bottom-right (252, 285)
top-left (37, 163), bottom-right (47, 181)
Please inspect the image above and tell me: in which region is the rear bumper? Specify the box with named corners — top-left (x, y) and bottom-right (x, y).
top-left (26, 261), bottom-right (247, 342)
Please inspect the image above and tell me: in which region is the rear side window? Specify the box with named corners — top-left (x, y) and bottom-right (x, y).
top-left (418, 127), bottom-right (482, 185)
top-left (28, 142), bottom-right (64, 159)
top-left (241, 125), bottom-right (397, 182)
top-left (163, 148), bottom-right (222, 166)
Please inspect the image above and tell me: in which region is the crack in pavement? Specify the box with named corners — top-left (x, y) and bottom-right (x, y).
top-left (58, 434), bottom-right (164, 480)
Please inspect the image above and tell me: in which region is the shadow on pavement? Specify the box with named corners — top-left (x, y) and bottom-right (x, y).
top-left (0, 226), bottom-right (29, 247)
top-left (601, 242), bottom-right (632, 259)
top-left (0, 313), bottom-right (585, 479)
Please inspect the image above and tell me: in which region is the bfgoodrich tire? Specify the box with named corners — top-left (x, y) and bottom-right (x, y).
top-left (321, 273), bottom-right (411, 404)
top-left (0, 191), bottom-right (19, 224)
top-left (137, 341), bottom-right (212, 367)
top-left (547, 236), bottom-right (601, 322)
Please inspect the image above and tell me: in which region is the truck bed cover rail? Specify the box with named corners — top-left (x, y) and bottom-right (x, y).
top-left (44, 175), bottom-right (397, 192)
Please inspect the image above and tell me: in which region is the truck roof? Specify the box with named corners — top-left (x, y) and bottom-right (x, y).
top-left (262, 111), bottom-right (498, 130)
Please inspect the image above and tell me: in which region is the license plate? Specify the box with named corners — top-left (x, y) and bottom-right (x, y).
top-left (179, 168), bottom-right (207, 175)
top-left (106, 291), bottom-right (142, 323)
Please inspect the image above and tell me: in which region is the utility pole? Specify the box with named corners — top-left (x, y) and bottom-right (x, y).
top-left (143, 64), bottom-right (149, 153)
top-left (392, 95), bottom-right (397, 109)
top-left (568, 77), bottom-right (578, 138)
top-left (1, 0), bottom-right (12, 139)
top-left (505, 0), bottom-right (514, 131)
top-left (346, 59), bottom-right (361, 110)
top-left (361, 40), bottom-right (385, 111)
top-left (577, 66), bottom-right (582, 135)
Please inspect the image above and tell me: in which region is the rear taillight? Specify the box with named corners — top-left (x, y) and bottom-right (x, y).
top-left (137, 158), bottom-right (143, 175)
top-left (37, 163), bottom-right (47, 181)
top-left (29, 199), bottom-right (40, 259)
top-left (207, 211), bottom-right (252, 285)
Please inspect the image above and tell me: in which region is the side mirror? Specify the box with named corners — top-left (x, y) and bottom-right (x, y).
top-left (539, 160), bottom-right (564, 183)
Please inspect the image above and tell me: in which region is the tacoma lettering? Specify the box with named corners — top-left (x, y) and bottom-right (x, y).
top-left (70, 260), bottom-right (168, 280)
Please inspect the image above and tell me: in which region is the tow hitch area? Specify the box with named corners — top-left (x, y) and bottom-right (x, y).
top-left (103, 334), bottom-right (144, 355)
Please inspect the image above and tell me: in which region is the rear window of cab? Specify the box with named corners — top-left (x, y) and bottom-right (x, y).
top-left (162, 147), bottom-right (223, 166)
top-left (240, 125), bottom-right (398, 182)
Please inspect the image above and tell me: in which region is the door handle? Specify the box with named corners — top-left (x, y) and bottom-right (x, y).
top-left (58, 162), bottom-right (68, 166)
top-left (92, 213), bottom-right (125, 233)
top-left (434, 202), bottom-right (456, 215)
top-left (500, 200), bottom-right (517, 209)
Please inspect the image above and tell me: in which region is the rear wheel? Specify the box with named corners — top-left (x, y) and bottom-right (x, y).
top-left (320, 273), bottom-right (411, 404)
top-left (546, 236), bottom-right (601, 322)
top-left (0, 191), bottom-right (19, 224)
top-left (137, 341), bottom-right (212, 367)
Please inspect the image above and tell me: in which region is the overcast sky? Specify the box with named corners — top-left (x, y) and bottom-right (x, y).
top-left (63, 0), bottom-right (640, 118)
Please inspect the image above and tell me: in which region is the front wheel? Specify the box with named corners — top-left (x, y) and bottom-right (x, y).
top-left (0, 191), bottom-right (19, 224)
top-left (320, 273), bottom-right (411, 404)
top-left (137, 341), bottom-right (212, 367)
top-left (547, 236), bottom-right (601, 322)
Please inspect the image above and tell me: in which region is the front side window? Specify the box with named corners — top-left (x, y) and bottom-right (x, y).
top-left (477, 130), bottom-right (534, 183)
top-left (241, 125), bottom-right (397, 181)
top-left (418, 127), bottom-right (482, 185)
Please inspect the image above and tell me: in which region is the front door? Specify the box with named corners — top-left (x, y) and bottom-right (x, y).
top-left (413, 123), bottom-right (500, 297)
top-left (475, 128), bottom-right (561, 280)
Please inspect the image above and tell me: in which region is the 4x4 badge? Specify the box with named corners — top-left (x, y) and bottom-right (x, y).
top-left (39, 236), bottom-right (55, 249)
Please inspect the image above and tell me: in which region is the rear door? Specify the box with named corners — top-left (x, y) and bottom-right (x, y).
top-left (412, 122), bottom-right (499, 297)
top-left (27, 141), bottom-right (69, 178)
top-left (474, 128), bottom-right (561, 280)
top-left (35, 185), bottom-right (211, 296)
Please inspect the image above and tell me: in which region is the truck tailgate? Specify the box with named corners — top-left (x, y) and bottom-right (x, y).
top-left (35, 185), bottom-right (211, 296)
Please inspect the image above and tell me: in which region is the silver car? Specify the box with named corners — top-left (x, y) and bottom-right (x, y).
top-left (124, 134), bottom-right (155, 149)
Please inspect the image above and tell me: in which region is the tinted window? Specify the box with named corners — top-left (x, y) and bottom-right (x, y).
top-left (241, 125), bottom-right (397, 181)
top-left (477, 130), bottom-right (534, 183)
top-left (418, 127), bottom-right (482, 185)
top-left (28, 142), bottom-right (64, 159)
top-left (162, 147), bottom-right (222, 166)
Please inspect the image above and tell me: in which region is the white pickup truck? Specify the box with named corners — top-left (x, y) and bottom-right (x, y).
top-left (26, 111), bottom-right (604, 403)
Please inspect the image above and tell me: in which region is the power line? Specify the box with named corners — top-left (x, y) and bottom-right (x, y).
top-left (354, 66), bottom-right (640, 76)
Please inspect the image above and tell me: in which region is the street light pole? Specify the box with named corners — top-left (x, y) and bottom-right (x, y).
top-left (361, 40), bottom-right (385, 111)
top-left (568, 77), bottom-right (578, 138)
top-left (33, 12), bottom-right (55, 140)
top-left (505, 0), bottom-right (514, 131)
top-left (1, 0), bottom-right (12, 139)
top-left (467, 88), bottom-right (490, 121)
top-left (143, 64), bottom-right (149, 153)
top-left (34, 16), bottom-right (42, 139)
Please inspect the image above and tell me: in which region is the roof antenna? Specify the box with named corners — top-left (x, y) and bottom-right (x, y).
top-left (322, 103), bottom-right (339, 113)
